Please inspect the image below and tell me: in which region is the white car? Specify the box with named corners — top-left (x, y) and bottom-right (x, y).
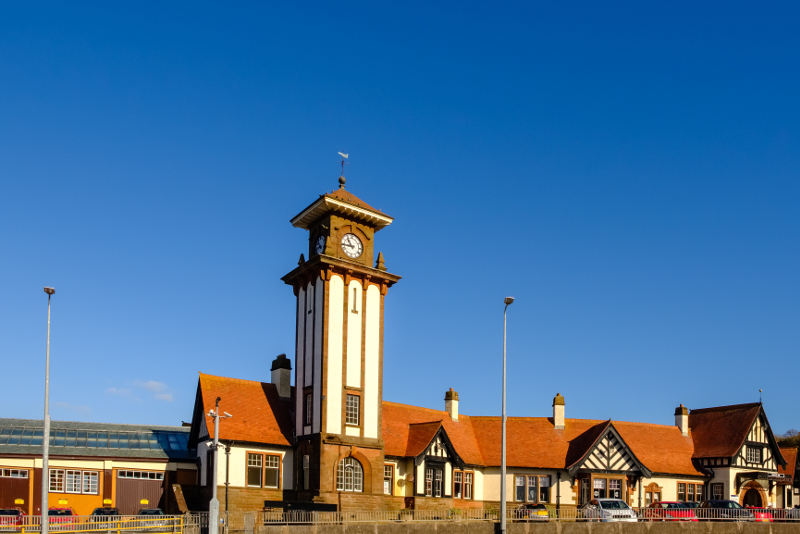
top-left (580, 499), bottom-right (638, 522)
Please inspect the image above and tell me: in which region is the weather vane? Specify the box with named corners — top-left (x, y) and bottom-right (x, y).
top-left (338, 152), bottom-right (349, 176)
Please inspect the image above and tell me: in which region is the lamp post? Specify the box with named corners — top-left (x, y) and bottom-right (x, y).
top-left (42, 287), bottom-right (55, 532)
top-left (208, 398), bottom-right (231, 534)
top-left (501, 296), bottom-right (514, 534)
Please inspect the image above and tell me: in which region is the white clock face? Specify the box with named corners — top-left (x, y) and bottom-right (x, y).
top-left (315, 236), bottom-right (326, 255)
top-left (340, 233), bottom-right (363, 259)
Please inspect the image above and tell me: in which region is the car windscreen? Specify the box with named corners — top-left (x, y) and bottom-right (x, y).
top-left (600, 501), bottom-right (630, 510)
top-left (726, 502), bottom-right (743, 509)
top-left (0, 510), bottom-right (21, 516)
top-left (666, 503), bottom-right (688, 509)
top-left (49, 510), bottom-right (72, 516)
top-left (139, 510), bottom-right (164, 515)
top-left (92, 509), bottom-right (119, 515)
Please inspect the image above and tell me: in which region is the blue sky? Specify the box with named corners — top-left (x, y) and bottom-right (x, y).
top-left (1, 2), bottom-right (798, 434)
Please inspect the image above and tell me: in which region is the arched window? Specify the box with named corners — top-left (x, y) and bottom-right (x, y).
top-left (336, 457), bottom-right (363, 492)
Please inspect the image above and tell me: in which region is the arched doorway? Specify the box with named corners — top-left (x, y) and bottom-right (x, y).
top-left (743, 489), bottom-right (761, 507)
top-left (739, 481), bottom-right (767, 508)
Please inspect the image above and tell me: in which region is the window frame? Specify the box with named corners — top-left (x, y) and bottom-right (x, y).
top-left (345, 394), bottom-right (360, 426)
top-left (464, 471), bottom-right (473, 500)
top-left (336, 457), bottom-right (363, 492)
top-left (246, 452), bottom-right (263, 488)
top-left (82, 471), bottom-right (99, 494)
top-left (514, 474), bottom-right (551, 503)
top-left (746, 446), bottom-right (762, 463)
top-left (49, 469), bottom-right (99, 494)
top-left (712, 483), bottom-right (724, 500)
top-left (65, 470), bottom-right (82, 494)
top-left (49, 469), bottom-right (65, 492)
top-left (245, 451), bottom-right (282, 489)
top-left (676, 481), bottom-right (703, 502)
top-left (0, 469), bottom-right (28, 478)
top-left (264, 454), bottom-right (281, 489)
top-left (383, 465), bottom-right (394, 496)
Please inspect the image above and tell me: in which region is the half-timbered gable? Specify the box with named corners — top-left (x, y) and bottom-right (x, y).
top-left (732, 409), bottom-right (784, 471)
top-left (568, 422), bottom-right (651, 478)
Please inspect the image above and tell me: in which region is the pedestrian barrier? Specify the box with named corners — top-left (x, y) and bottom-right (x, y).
top-left (1, 515), bottom-right (184, 534)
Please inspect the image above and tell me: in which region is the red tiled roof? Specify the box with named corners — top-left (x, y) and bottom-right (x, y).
top-left (382, 402), bottom-right (486, 465)
top-left (779, 448), bottom-right (797, 478)
top-left (614, 421), bottom-right (701, 476)
top-left (326, 189), bottom-right (381, 213)
top-left (198, 373), bottom-right (293, 447)
top-left (688, 403), bottom-right (761, 458)
top-left (382, 402), bottom-right (704, 476)
top-left (405, 422), bottom-right (443, 457)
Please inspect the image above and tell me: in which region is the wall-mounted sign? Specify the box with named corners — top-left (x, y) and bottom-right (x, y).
top-left (58, 499), bottom-right (68, 505)
top-left (15, 499), bottom-right (24, 505)
top-left (103, 499), bottom-right (112, 505)
top-left (140, 499), bottom-right (149, 505)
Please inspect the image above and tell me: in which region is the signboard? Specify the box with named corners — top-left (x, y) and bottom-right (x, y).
top-left (103, 499), bottom-right (112, 505)
top-left (15, 499), bottom-right (24, 505)
top-left (140, 499), bottom-right (149, 505)
top-left (58, 499), bottom-right (68, 505)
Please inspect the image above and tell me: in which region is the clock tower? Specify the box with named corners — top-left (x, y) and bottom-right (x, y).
top-left (282, 176), bottom-right (400, 505)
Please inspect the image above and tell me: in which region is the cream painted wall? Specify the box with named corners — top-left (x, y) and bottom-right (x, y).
top-left (346, 280), bottom-right (362, 388)
top-left (0, 459), bottom-right (35, 468)
top-left (313, 276), bottom-right (324, 434)
top-left (345, 426), bottom-right (360, 437)
top-left (445, 463), bottom-right (452, 493)
top-left (481, 468), bottom-right (569, 504)
top-left (472, 469), bottom-right (484, 501)
top-left (363, 285), bottom-right (380, 439)
top-left (416, 463), bottom-right (425, 495)
top-left (216, 446), bottom-right (293, 490)
top-left (326, 275), bottom-right (344, 434)
top-left (295, 285), bottom-right (306, 437)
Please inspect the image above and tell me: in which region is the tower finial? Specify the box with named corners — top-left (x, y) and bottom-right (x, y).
top-left (338, 175), bottom-right (346, 189)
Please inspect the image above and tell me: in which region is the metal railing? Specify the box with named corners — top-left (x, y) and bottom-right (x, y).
top-left (200, 506), bottom-right (800, 529)
top-left (0, 515), bottom-right (184, 534)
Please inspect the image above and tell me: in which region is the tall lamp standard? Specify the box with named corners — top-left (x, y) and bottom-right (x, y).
top-left (42, 287), bottom-right (55, 532)
top-left (501, 296), bottom-right (514, 534)
top-left (208, 398), bottom-right (231, 534)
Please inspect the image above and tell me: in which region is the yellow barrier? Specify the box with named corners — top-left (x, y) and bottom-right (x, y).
top-left (15, 515), bottom-right (183, 534)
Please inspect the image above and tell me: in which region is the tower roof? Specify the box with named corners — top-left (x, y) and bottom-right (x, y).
top-left (290, 182), bottom-right (393, 231)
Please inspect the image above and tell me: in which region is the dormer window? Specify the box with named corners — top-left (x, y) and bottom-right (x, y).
top-left (746, 446), bottom-right (762, 463)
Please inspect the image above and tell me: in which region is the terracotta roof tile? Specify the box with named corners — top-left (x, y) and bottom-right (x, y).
top-left (779, 448), bottom-right (797, 478)
top-left (688, 403), bottom-right (761, 458)
top-left (382, 402), bottom-right (485, 465)
top-left (326, 189), bottom-right (381, 213)
top-left (199, 373), bottom-right (293, 447)
top-left (405, 422), bottom-right (443, 457)
top-left (383, 402), bottom-right (704, 476)
top-left (614, 421), bottom-right (702, 476)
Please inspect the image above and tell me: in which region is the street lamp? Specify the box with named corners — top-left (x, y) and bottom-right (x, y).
top-left (501, 296), bottom-right (514, 534)
top-left (208, 398), bottom-right (231, 534)
top-left (42, 287), bottom-right (55, 533)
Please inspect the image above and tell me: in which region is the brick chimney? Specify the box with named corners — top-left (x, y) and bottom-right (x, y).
top-left (445, 388), bottom-right (459, 421)
top-left (675, 404), bottom-right (689, 436)
top-left (271, 354), bottom-right (292, 398)
top-left (553, 393), bottom-right (565, 429)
